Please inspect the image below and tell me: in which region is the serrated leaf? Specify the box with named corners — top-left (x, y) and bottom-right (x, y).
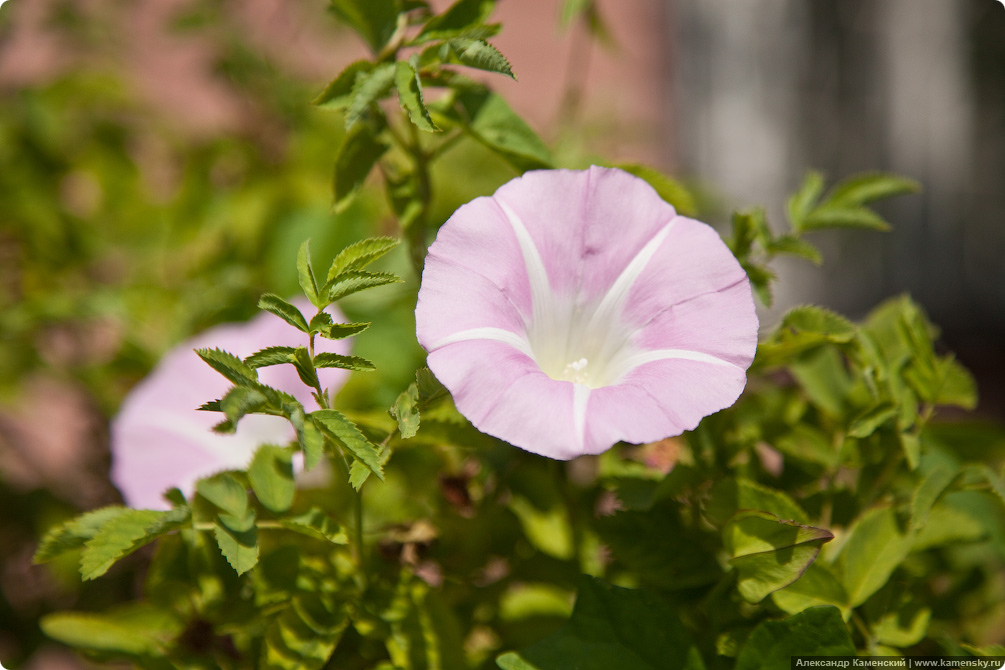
top-left (932, 356), bottom-right (978, 409)
top-left (615, 163), bottom-right (697, 217)
top-left (349, 459), bottom-right (372, 490)
top-left (327, 270), bottom-right (402, 302)
top-left (734, 607), bottom-right (855, 670)
top-left (767, 235), bottom-right (823, 264)
top-left (452, 38), bottom-right (514, 78)
top-left (196, 473), bottom-right (248, 518)
top-left (825, 172), bottom-right (920, 208)
top-left (292, 346), bottom-right (322, 390)
top-left (390, 382), bottom-right (421, 438)
top-left (345, 62), bottom-right (396, 130)
top-left (417, 0), bottom-right (495, 41)
top-left (259, 293), bottom-right (309, 332)
top-left (313, 352), bottom-right (375, 371)
top-left (496, 575), bottom-right (704, 670)
top-left (312, 409), bottom-right (384, 482)
top-left (249, 446), bottom-right (296, 514)
top-left (833, 506), bottom-right (911, 607)
top-left (287, 403), bottom-right (325, 470)
top-left (278, 508), bottom-right (348, 544)
top-left (320, 321), bottom-right (372, 340)
top-left (327, 236), bottom-right (400, 280)
top-left (297, 239), bottom-right (321, 307)
top-left (847, 402), bottom-right (898, 438)
top-left (802, 205), bottom-right (891, 232)
top-left (213, 515), bottom-right (258, 575)
top-left (196, 348), bottom-right (259, 386)
top-left (333, 122), bottom-right (390, 211)
top-left (329, 0), bottom-right (400, 53)
top-left (246, 345), bottom-right (297, 369)
top-left (220, 385), bottom-right (268, 425)
top-left (34, 507), bottom-right (132, 563)
top-left (724, 511), bottom-right (833, 603)
top-left (781, 305), bottom-right (857, 342)
top-left (786, 170), bottom-right (825, 231)
top-left (313, 60), bottom-right (374, 109)
top-left (395, 60), bottom-right (438, 132)
top-left (80, 508), bottom-right (189, 580)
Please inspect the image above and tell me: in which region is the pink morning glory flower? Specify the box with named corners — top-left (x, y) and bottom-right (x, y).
top-left (415, 166), bottom-right (758, 460)
top-left (111, 300), bottom-right (350, 510)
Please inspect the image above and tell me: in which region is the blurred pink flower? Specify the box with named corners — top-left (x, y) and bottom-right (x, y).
top-left (416, 166), bottom-right (757, 460)
top-left (111, 300), bottom-right (350, 509)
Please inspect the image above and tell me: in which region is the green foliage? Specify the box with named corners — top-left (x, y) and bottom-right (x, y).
top-left (734, 608), bottom-right (855, 670)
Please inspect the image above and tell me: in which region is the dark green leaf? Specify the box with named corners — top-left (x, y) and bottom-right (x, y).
top-left (319, 321), bottom-right (372, 340)
top-left (417, 0), bottom-right (495, 41)
top-left (219, 385), bottom-right (268, 426)
top-left (246, 346), bottom-right (297, 369)
top-left (313, 352), bottom-right (375, 371)
top-left (415, 367), bottom-right (447, 403)
top-left (345, 62), bottom-right (396, 129)
top-left (249, 446), bottom-right (296, 514)
top-left (451, 38), bottom-right (514, 78)
top-left (329, 0), bottom-right (400, 53)
top-left (910, 458), bottom-right (960, 529)
top-left (297, 239), bottom-right (321, 307)
top-left (496, 575), bottom-right (705, 670)
top-left (313, 60), bottom-right (374, 109)
top-left (724, 511), bottom-right (833, 603)
top-left (734, 607), bottom-right (855, 670)
top-left (80, 508), bottom-right (189, 580)
top-left (332, 123), bottom-right (389, 212)
top-left (196, 348), bottom-right (259, 386)
top-left (292, 346), bottom-right (321, 390)
top-left (395, 60), bottom-right (438, 132)
top-left (326, 236), bottom-right (400, 280)
top-left (825, 172), bottom-right (920, 208)
top-left (287, 403), bottom-right (325, 470)
top-left (259, 293), bottom-right (310, 333)
top-left (615, 163), bottom-right (697, 217)
top-left (312, 409), bottom-right (384, 484)
top-left (327, 270), bottom-right (402, 302)
top-left (728, 209), bottom-right (770, 259)
top-left (277, 508), bottom-right (348, 544)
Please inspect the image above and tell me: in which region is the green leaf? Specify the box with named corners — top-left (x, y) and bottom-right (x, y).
top-left (911, 497), bottom-right (987, 551)
top-left (724, 511), bottom-right (833, 603)
top-left (615, 163), bottom-right (697, 217)
top-left (246, 346), bottom-right (297, 369)
top-left (789, 347), bottom-right (852, 417)
top-left (872, 602), bottom-right (930, 648)
top-left (313, 60), bottom-right (374, 109)
top-left (833, 506), bottom-right (911, 607)
top-left (213, 514), bottom-right (258, 576)
top-left (332, 122), bottom-right (390, 212)
top-left (34, 506), bottom-right (132, 563)
top-left (40, 605), bottom-right (182, 657)
top-left (346, 62), bottom-right (396, 129)
top-left (319, 321), bottom-right (372, 340)
top-left (932, 357), bottom-right (978, 409)
top-left (451, 38), bottom-right (514, 78)
top-left (287, 403), bottom-right (325, 470)
top-left (767, 235), bottom-right (823, 265)
top-left (329, 0), bottom-right (401, 53)
top-left (802, 205), bottom-right (891, 232)
top-left (387, 578), bottom-right (468, 670)
top-left (496, 575), bottom-right (704, 670)
top-left (196, 348), bottom-right (259, 387)
top-left (326, 236), bottom-right (400, 280)
top-left (734, 607), bottom-right (855, 670)
top-left (259, 293), bottom-right (310, 333)
top-left (773, 424), bottom-right (839, 469)
top-left (509, 496), bottom-right (574, 560)
top-left (262, 592), bottom-right (349, 669)
top-left (80, 508), bottom-right (189, 581)
top-left (219, 385), bottom-right (268, 427)
top-left (977, 464), bottom-right (1005, 508)
top-left (705, 478), bottom-right (809, 527)
top-left (825, 172), bottom-right (920, 208)
top-left (786, 170), bottom-right (825, 231)
top-left (727, 209), bottom-right (769, 260)
top-left (196, 473), bottom-right (248, 518)
top-left (249, 446), bottom-right (296, 514)
top-left (910, 458), bottom-right (960, 529)
top-left (277, 508), bottom-right (348, 544)
top-left (418, 0), bottom-right (495, 40)
top-left (416, 367), bottom-right (447, 402)
top-left (292, 346), bottom-right (321, 390)
top-left (297, 239), bottom-right (321, 307)
top-left (313, 352), bottom-right (376, 372)
top-left (312, 409), bottom-right (385, 483)
top-left (327, 270), bottom-right (402, 302)
top-left (390, 382), bottom-right (421, 438)
top-left (847, 402), bottom-right (898, 438)
top-left (395, 60), bottom-right (438, 132)
top-left (780, 305), bottom-right (857, 342)
top-left (771, 562), bottom-right (851, 620)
